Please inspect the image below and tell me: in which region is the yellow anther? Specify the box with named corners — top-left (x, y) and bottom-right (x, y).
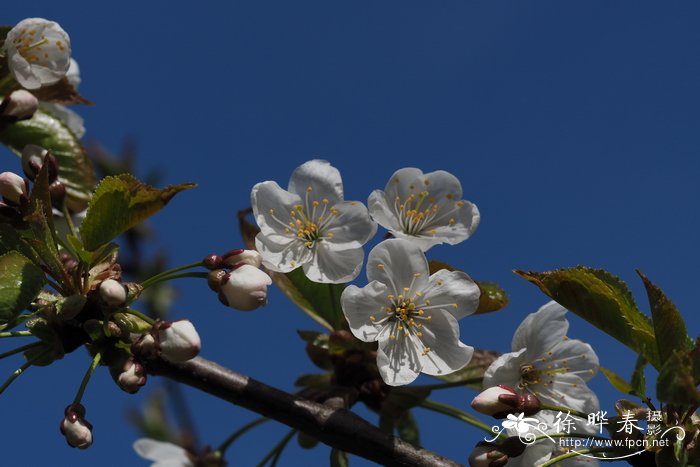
top-left (323, 198), bottom-right (329, 204)
top-left (423, 179), bottom-right (430, 186)
top-left (415, 291), bottom-right (423, 297)
top-left (307, 186), bottom-right (313, 192)
top-left (312, 200), bottom-right (320, 207)
top-left (416, 332), bottom-right (423, 337)
top-left (451, 304), bottom-right (458, 309)
top-left (448, 218), bottom-right (455, 225)
top-left (436, 280), bottom-right (443, 286)
top-left (456, 201), bottom-right (465, 207)
top-left (430, 229), bottom-right (437, 236)
top-left (403, 287), bottom-right (410, 292)
top-left (369, 316), bottom-right (376, 321)
top-left (377, 263), bottom-right (385, 270)
top-left (268, 208), bottom-right (274, 214)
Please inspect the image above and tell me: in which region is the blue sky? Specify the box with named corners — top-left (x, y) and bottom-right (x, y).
top-left (2, 1), bottom-right (700, 466)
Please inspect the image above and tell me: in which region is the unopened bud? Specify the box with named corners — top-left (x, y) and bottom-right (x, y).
top-left (219, 264), bottom-right (272, 311)
top-left (203, 254), bottom-right (223, 270)
top-left (132, 333), bottom-right (156, 356)
top-left (0, 90), bottom-right (39, 121)
top-left (112, 357), bottom-right (147, 394)
top-left (156, 320), bottom-right (201, 363)
top-left (468, 442), bottom-right (508, 467)
top-left (0, 172), bottom-right (28, 205)
top-left (49, 179), bottom-right (65, 205)
top-left (471, 385), bottom-right (518, 416)
top-left (60, 404), bottom-right (93, 450)
top-left (21, 144), bottom-right (50, 180)
top-left (99, 279), bottom-right (127, 307)
top-left (222, 249), bottom-right (263, 268)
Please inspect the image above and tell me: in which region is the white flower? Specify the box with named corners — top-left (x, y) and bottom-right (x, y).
top-left (368, 167), bottom-right (480, 251)
top-left (220, 264), bottom-right (272, 311)
top-left (4, 18), bottom-right (71, 90)
top-left (483, 302), bottom-right (600, 414)
top-left (156, 320), bottom-right (201, 363)
top-left (41, 59), bottom-right (86, 138)
top-left (0, 171), bottom-right (27, 204)
top-left (341, 238), bottom-right (480, 385)
top-left (251, 159), bottom-right (377, 283)
top-left (0, 89), bottom-right (39, 121)
top-left (133, 439), bottom-right (193, 467)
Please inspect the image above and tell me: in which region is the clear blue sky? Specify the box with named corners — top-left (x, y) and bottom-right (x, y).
top-left (2, 1), bottom-right (700, 466)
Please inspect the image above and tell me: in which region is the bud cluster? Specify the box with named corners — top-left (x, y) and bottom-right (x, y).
top-left (204, 249), bottom-right (272, 311)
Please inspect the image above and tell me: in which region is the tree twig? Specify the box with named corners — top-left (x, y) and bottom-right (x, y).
top-left (142, 355), bottom-right (462, 467)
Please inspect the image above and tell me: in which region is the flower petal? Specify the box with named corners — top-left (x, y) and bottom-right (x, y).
top-left (323, 200), bottom-right (377, 250)
top-left (512, 301), bottom-right (569, 354)
top-left (543, 339), bottom-right (599, 382)
top-left (251, 181), bottom-right (303, 237)
top-left (255, 233), bottom-right (311, 272)
top-left (366, 239), bottom-right (429, 294)
top-left (535, 373), bottom-right (600, 414)
top-left (377, 334), bottom-right (422, 386)
top-left (425, 199), bottom-right (480, 245)
top-left (288, 159), bottom-right (343, 203)
top-left (420, 269), bottom-right (480, 320)
top-left (382, 167), bottom-right (425, 201)
top-left (416, 310), bottom-right (473, 376)
top-left (367, 189), bottom-right (403, 232)
top-left (133, 439), bottom-right (189, 462)
top-left (302, 242), bottom-right (364, 283)
top-left (341, 281), bottom-right (389, 342)
top-left (482, 348), bottom-right (528, 389)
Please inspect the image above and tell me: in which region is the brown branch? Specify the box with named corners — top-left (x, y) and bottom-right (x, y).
top-left (142, 355), bottom-right (462, 467)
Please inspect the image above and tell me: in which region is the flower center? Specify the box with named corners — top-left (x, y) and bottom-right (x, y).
top-left (13, 28), bottom-right (66, 64)
top-left (393, 191), bottom-right (463, 236)
top-left (519, 363), bottom-right (541, 388)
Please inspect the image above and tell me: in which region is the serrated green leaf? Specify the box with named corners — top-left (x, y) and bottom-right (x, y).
top-left (515, 267), bottom-right (660, 369)
top-left (630, 355), bottom-right (647, 397)
top-left (80, 174), bottom-right (195, 251)
top-left (429, 349), bottom-right (500, 388)
top-left (0, 251), bottom-right (45, 325)
top-left (429, 260), bottom-right (508, 314)
top-left (330, 449), bottom-right (348, 467)
top-left (0, 108), bottom-right (96, 211)
top-left (637, 270), bottom-right (692, 365)
top-left (657, 350), bottom-right (700, 406)
top-left (600, 367), bottom-right (634, 395)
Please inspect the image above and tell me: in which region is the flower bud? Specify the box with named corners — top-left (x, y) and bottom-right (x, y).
top-left (156, 320), bottom-right (201, 362)
top-left (471, 385), bottom-right (518, 416)
top-left (21, 144), bottom-right (56, 181)
top-left (222, 249), bottom-right (263, 268)
top-left (0, 172), bottom-right (28, 205)
top-left (0, 89), bottom-right (39, 121)
top-left (99, 279), bottom-right (127, 307)
top-left (60, 404), bottom-right (93, 449)
top-left (203, 253), bottom-right (223, 270)
top-left (207, 269), bottom-right (227, 293)
top-left (468, 442), bottom-right (508, 467)
top-left (132, 332), bottom-right (156, 356)
top-left (112, 357), bottom-right (147, 394)
top-left (219, 264), bottom-right (272, 311)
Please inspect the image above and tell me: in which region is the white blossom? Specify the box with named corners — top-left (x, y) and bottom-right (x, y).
top-left (341, 239), bottom-right (479, 386)
top-left (368, 167), bottom-right (480, 251)
top-left (157, 320), bottom-right (201, 363)
top-left (483, 301), bottom-right (600, 414)
top-left (4, 18), bottom-right (71, 90)
top-left (0, 171), bottom-right (27, 204)
top-left (0, 89), bottom-right (38, 121)
top-left (133, 439), bottom-right (193, 467)
top-left (252, 159), bottom-right (377, 283)
top-left (41, 59), bottom-right (86, 138)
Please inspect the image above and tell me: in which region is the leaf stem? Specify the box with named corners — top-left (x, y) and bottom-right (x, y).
top-left (0, 347), bottom-right (51, 395)
top-left (141, 261), bottom-right (204, 289)
top-left (217, 417), bottom-right (269, 455)
top-left (256, 429), bottom-right (296, 467)
top-left (0, 331), bottom-right (32, 338)
top-left (142, 271), bottom-right (208, 289)
top-left (540, 448), bottom-right (613, 467)
top-left (73, 352), bottom-right (102, 405)
top-left (0, 342), bottom-right (42, 361)
top-left (61, 203), bottom-right (80, 242)
top-left (418, 399), bottom-right (505, 439)
top-left (126, 308), bottom-right (156, 326)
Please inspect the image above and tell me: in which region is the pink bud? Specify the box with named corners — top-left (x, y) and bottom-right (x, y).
top-left (0, 90), bottom-right (39, 121)
top-left (471, 385), bottom-right (518, 416)
top-left (0, 172), bottom-right (27, 205)
top-left (468, 443), bottom-right (508, 467)
top-left (99, 279), bottom-right (127, 307)
top-left (116, 357), bottom-right (147, 394)
top-left (157, 320), bottom-right (201, 362)
top-left (220, 264), bottom-right (272, 311)
top-left (222, 249), bottom-right (263, 268)
top-left (60, 404), bottom-right (93, 449)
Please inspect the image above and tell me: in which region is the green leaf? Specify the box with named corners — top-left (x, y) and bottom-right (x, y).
top-left (429, 260), bottom-right (508, 314)
top-left (630, 355), bottom-right (647, 397)
top-left (330, 449), bottom-right (349, 467)
top-left (637, 270), bottom-right (693, 364)
top-left (0, 108), bottom-right (96, 211)
top-left (429, 349), bottom-right (500, 388)
top-left (656, 350), bottom-right (700, 406)
top-left (0, 224), bottom-right (37, 260)
top-left (515, 267), bottom-right (660, 369)
top-left (0, 251), bottom-right (46, 325)
top-left (80, 175), bottom-right (195, 251)
top-left (600, 367), bottom-right (634, 395)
